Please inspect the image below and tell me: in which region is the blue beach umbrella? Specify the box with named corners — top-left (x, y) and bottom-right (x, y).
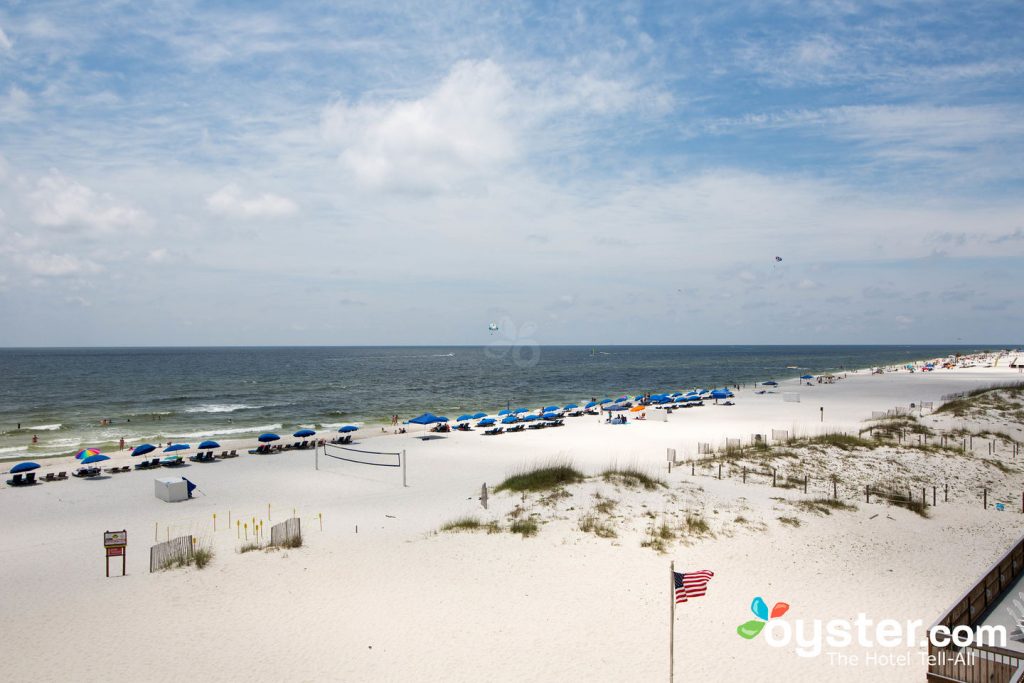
top-left (606, 404), bottom-right (627, 411)
top-left (131, 443), bottom-right (156, 457)
top-left (292, 430), bottom-right (315, 438)
top-left (408, 413), bottom-right (443, 425)
top-left (477, 418), bottom-right (496, 427)
top-left (543, 405), bottom-right (559, 412)
top-left (513, 408), bottom-right (528, 414)
top-left (471, 412), bottom-right (487, 419)
top-left (199, 440), bottom-right (221, 449)
top-left (598, 398), bottom-right (612, 404)
top-left (11, 461), bottom-right (40, 473)
top-left (585, 401), bottom-right (598, 409)
top-left (498, 409), bottom-right (512, 416)
top-left (801, 374), bottom-right (814, 380)
top-left (257, 433), bottom-right (280, 443)
top-left (564, 404), bottom-right (578, 410)
top-left (164, 443), bottom-right (190, 453)
top-left (501, 416), bottom-right (518, 424)
top-left (615, 396), bottom-right (628, 402)
top-left (339, 425), bottom-right (359, 433)
top-left (542, 412), bottom-right (559, 420)
top-left (81, 454), bottom-right (110, 465)
top-left (762, 381), bottom-right (778, 386)
top-left (456, 414), bottom-right (472, 422)
top-left (522, 414), bottom-right (539, 422)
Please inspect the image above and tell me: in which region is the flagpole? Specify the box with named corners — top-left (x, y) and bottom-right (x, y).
top-left (669, 560), bottom-right (675, 683)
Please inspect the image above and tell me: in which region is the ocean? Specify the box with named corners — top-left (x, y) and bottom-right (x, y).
top-left (0, 345), bottom-right (1001, 459)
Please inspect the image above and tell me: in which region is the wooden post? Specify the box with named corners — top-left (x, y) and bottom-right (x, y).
top-left (772, 468), bottom-right (777, 487)
top-left (669, 560), bottom-right (675, 683)
top-left (718, 463), bottom-right (722, 480)
top-left (933, 486), bottom-right (936, 506)
top-left (268, 503), bottom-right (271, 521)
top-left (319, 512), bottom-right (323, 531)
top-left (481, 483), bottom-right (488, 510)
top-left (922, 488), bottom-right (926, 507)
top-left (402, 449), bottom-right (408, 487)
top-left (213, 513), bottom-right (216, 531)
top-left (866, 485), bottom-right (870, 503)
top-left (983, 488), bottom-right (987, 509)
top-left (803, 475), bottom-right (808, 494)
top-left (691, 462), bottom-right (695, 476)
top-left (944, 484), bottom-right (948, 503)
top-left (833, 478), bottom-right (837, 499)
top-left (743, 467), bottom-right (747, 483)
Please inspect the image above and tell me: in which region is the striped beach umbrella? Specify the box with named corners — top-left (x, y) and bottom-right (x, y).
top-left (76, 448), bottom-right (102, 460)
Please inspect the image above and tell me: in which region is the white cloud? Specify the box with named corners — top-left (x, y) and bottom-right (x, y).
top-left (24, 253), bottom-right (102, 277)
top-left (0, 85), bottom-right (30, 121)
top-left (797, 279), bottom-right (819, 290)
top-left (29, 171), bottom-right (149, 233)
top-left (0, 25), bottom-right (11, 51)
top-left (206, 183), bottom-right (298, 218)
top-left (321, 60), bottom-right (517, 193)
top-left (146, 248), bottom-right (170, 263)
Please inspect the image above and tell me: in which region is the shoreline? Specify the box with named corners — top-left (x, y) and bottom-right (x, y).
top-left (3, 348), bottom-right (1017, 467)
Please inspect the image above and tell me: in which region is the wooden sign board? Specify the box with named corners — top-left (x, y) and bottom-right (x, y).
top-left (104, 530), bottom-right (127, 577)
top-left (104, 530), bottom-right (127, 548)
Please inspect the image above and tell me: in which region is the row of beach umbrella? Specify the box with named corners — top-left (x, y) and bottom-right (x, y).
top-left (8, 425), bottom-right (362, 474)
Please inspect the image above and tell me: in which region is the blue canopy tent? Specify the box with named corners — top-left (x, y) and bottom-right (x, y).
top-left (131, 443), bottom-right (156, 457)
top-left (183, 477), bottom-right (197, 498)
top-left (710, 389), bottom-right (732, 400)
top-left (11, 461), bottom-right (40, 474)
top-left (407, 412), bottom-right (447, 437)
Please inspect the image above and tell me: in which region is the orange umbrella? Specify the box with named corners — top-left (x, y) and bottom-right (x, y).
top-left (630, 405), bottom-right (645, 412)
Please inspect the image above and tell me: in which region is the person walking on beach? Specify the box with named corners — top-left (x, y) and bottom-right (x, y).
top-left (119, 437), bottom-right (125, 451)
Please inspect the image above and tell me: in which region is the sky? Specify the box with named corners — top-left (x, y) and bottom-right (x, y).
top-left (0, 0), bottom-right (1022, 347)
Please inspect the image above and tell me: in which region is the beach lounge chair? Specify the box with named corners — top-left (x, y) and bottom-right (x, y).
top-left (483, 427), bottom-right (504, 436)
top-left (72, 467), bottom-right (100, 478)
top-left (6, 473), bottom-right (23, 486)
top-left (1006, 607), bottom-right (1024, 640)
top-left (57, 471), bottom-right (67, 480)
top-left (42, 472), bottom-right (55, 482)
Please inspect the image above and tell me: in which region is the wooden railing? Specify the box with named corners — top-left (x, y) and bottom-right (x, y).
top-left (928, 534), bottom-right (1024, 682)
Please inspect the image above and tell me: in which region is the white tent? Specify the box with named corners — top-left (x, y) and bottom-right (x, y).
top-left (154, 477), bottom-right (188, 503)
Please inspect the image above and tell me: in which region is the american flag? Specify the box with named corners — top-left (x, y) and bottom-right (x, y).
top-left (674, 570), bottom-right (714, 603)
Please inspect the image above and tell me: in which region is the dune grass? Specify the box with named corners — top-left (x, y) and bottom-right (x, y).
top-left (601, 466), bottom-right (666, 490)
top-left (579, 512), bottom-right (617, 538)
top-left (193, 546), bottom-right (214, 569)
top-left (778, 516), bottom-right (802, 527)
top-left (495, 463), bottom-right (584, 493)
top-left (684, 513), bottom-right (711, 536)
top-left (796, 498), bottom-right (858, 515)
top-left (509, 518), bottom-right (538, 538)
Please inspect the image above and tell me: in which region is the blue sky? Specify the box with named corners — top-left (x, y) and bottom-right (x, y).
top-left (0, 1), bottom-right (1021, 346)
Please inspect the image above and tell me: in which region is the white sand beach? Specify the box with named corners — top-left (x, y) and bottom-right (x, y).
top-left (2, 358), bottom-right (1024, 681)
